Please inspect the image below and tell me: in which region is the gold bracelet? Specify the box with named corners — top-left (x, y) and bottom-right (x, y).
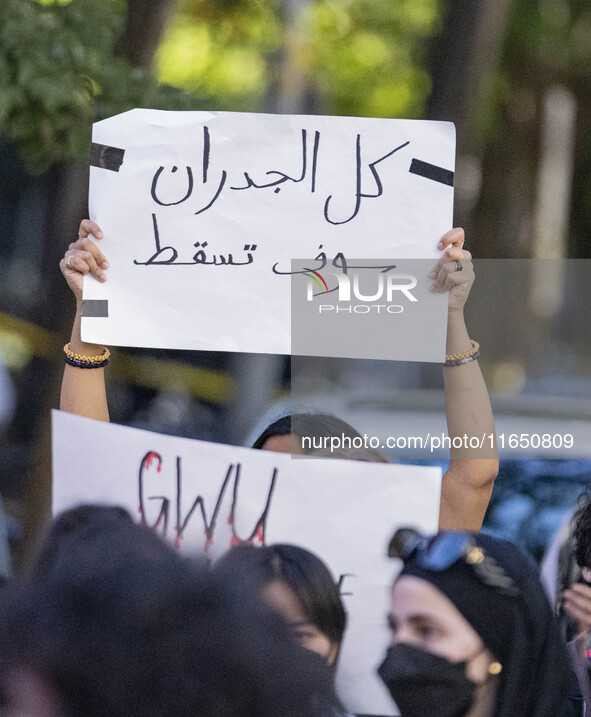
top-left (445, 340), bottom-right (479, 362)
top-left (63, 343), bottom-right (110, 363)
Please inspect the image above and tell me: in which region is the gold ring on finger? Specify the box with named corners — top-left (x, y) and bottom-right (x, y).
top-left (65, 255), bottom-right (75, 271)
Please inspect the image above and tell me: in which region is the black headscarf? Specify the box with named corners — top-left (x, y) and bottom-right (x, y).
top-left (399, 532), bottom-right (577, 717)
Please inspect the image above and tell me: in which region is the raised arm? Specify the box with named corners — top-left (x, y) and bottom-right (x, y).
top-left (431, 229), bottom-right (498, 532)
top-left (59, 220), bottom-right (110, 422)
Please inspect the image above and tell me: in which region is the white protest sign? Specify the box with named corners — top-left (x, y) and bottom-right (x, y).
top-left (52, 410), bottom-right (441, 716)
top-left (83, 109), bottom-right (454, 361)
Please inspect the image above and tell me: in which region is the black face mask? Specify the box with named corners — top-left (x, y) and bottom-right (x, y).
top-left (301, 643), bottom-right (339, 679)
top-left (378, 643), bottom-right (479, 717)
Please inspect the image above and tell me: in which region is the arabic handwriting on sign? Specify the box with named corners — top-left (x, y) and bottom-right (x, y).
top-left (271, 245), bottom-right (327, 276)
top-left (228, 128), bottom-right (319, 193)
top-left (323, 137), bottom-right (410, 225)
top-left (149, 127), bottom-right (319, 210)
top-left (133, 214), bottom-right (258, 266)
top-left (151, 166), bottom-right (194, 206)
top-left (148, 126), bottom-right (410, 224)
top-left (134, 219), bottom-right (395, 275)
top-left (133, 213), bottom-right (178, 265)
top-left (197, 126), bottom-right (229, 215)
top-left (193, 241), bottom-right (257, 266)
top-left (271, 245), bottom-right (397, 277)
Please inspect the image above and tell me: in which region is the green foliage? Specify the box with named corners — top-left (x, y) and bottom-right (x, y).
top-left (305, 0), bottom-right (440, 118)
top-left (0, 0), bottom-right (196, 172)
top-left (156, 0), bottom-right (282, 111)
top-left (1, 0), bottom-right (443, 171)
top-left (156, 0), bottom-right (441, 117)
top-left (506, 0), bottom-right (591, 78)
top-left (481, 0), bottom-right (591, 148)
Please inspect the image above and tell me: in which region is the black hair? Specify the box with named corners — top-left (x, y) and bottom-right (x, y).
top-left (252, 412), bottom-right (362, 452)
top-left (216, 543), bottom-right (346, 645)
top-left (574, 499), bottom-right (591, 569)
top-left (555, 495), bottom-right (591, 641)
top-left (29, 504), bottom-right (133, 578)
top-left (0, 512), bottom-right (342, 717)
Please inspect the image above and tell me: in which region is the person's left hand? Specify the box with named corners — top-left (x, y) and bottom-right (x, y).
top-left (430, 228), bottom-right (474, 314)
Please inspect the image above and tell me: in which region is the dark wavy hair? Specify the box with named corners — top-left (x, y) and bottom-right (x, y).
top-left (0, 512), bottom-right (341, 717)
top-left (216, 543), bottom-right (346, 645)
top-left (574, 499), bottom-right (591, 569)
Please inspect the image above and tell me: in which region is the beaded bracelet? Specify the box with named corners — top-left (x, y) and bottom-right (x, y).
top-left (443, 340), bottom-right (480, 367)
top-left (63, 343), bottom-right (110, 369)
top-left (443, 350), bottom-right (480, 367)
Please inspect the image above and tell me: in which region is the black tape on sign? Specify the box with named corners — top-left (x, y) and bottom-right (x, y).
top-left (81, 300), bottom-right (109, 318)
top-left (409, 158), bottom-right (454, 187)
top-left (90, 143), bottom-right (125, 172)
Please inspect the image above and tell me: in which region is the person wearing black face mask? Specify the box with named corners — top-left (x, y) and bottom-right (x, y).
top-left (379, 642), bottom-right (493, 717)
top-left (379, 529), bottom-right (582, 717)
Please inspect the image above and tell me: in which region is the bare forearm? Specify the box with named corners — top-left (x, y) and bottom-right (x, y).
top-left (440, 309), bottom-right (498, 530)
top-left (443, 310), bottom-right (496, 461)
top-left (429, 232), bottom-right (498, 530)
top-left (60, 303), bottom-right (110, 422)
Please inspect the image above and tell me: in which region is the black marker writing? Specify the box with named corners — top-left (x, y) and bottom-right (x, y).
top-left (138, 451), bottom-right (170, 534)
top-left (138, 452), bottom-right (278, 554)
top-left (272, 244), bottom-right (396, 279)
top-left (338, 573), bottom-right (356, 598)
top-left (146, 128), bottom-right (409, 225)
top-left (228, 463), bottom-right (278, 548)
top-left (175, 456), bottom-right (234, 551)
top-left (151, 165), bottom-right (194, 206)
top-left (135, 214), bottom-right (258, 266)
top-left (324, 137), bottom-right (410, 225)
top-left (133, 214), bottom-right (179, 265)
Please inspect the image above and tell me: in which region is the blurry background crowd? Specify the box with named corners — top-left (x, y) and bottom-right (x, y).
top-left (1, 0), bottom-right (591, 568)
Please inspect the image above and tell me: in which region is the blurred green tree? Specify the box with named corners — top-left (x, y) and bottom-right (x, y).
top-left (0, 0), bottom-right (194, 563)
top-left (155, 0), bottom-right (441, 117)
top-left (454, 0), bottom-right (591, 259)
top-left (0, 0), bottom-right (196, 172)
top-left (0, 0), bottom-right (445, 170)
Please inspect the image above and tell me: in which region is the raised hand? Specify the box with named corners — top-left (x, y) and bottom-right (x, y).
top-left (60, 220), bottom-right (108, 303)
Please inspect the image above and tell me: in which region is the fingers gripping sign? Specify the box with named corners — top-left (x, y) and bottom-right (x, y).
top-left (60, 220), bottom-right (110, 303)
top-left (60, 219), bottom-right (111, 423)
top-left (429, 228), bottom-right (475, 314)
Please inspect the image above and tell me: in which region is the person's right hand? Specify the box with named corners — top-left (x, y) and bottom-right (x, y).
top-left (60, 219), bottom-right (109, 304)
top-left (563, 582), bottom-right (591, 633)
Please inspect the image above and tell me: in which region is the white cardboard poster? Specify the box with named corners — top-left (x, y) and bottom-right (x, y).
top-left (83, 109), bottom-right (454, 360)
top-left (52, 410), bottom-right (442, 716)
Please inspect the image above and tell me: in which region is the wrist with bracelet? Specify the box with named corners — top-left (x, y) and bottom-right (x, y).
top-left (63, 343), bottom-right (110, 369)
top-left (442, 339), bottom-right (480, 367)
